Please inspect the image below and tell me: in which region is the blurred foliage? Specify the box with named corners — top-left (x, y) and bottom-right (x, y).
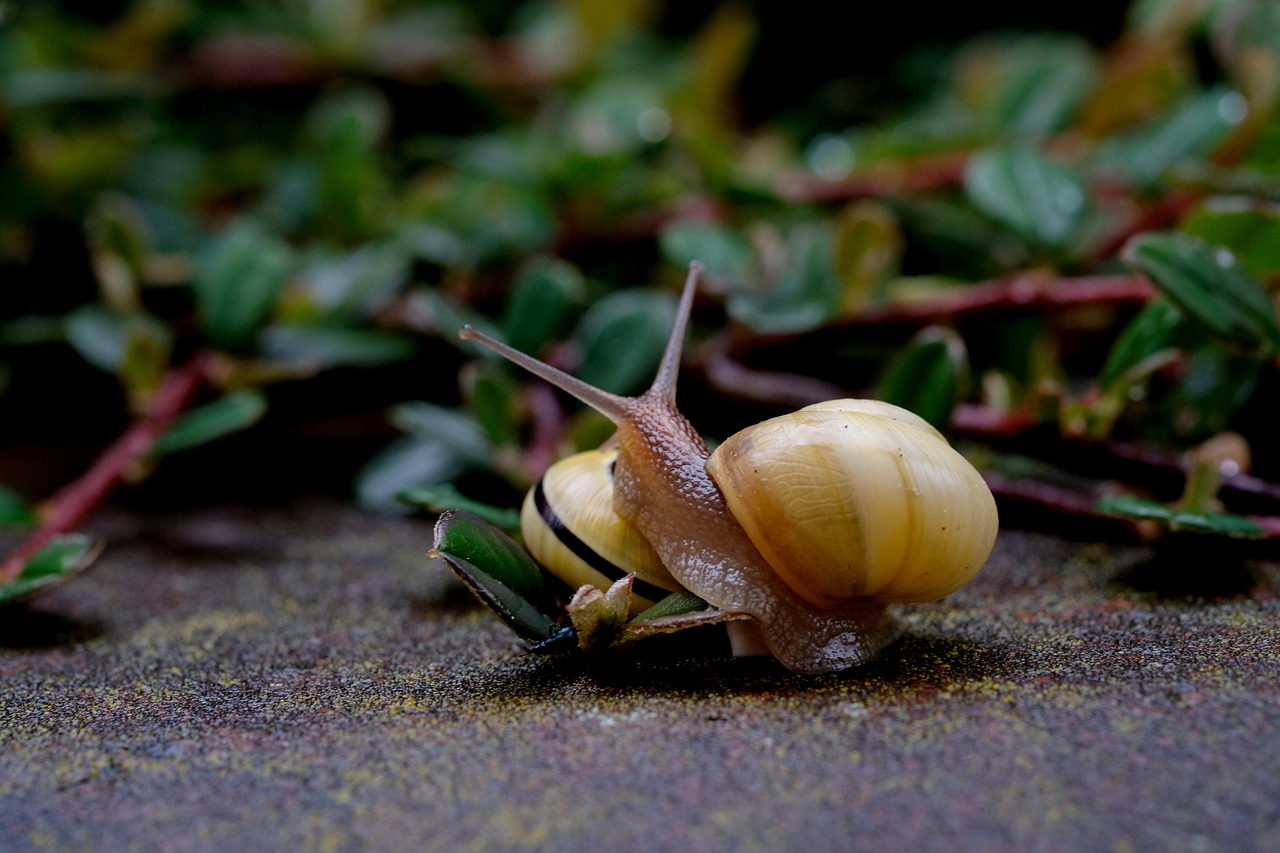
top-left (3, 0), bottom-right (1280, 574)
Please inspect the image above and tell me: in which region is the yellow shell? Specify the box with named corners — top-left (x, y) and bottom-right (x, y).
top-left (705, 399), bottom-right (998, 608)
top-left (521, 448), bottom-right (683, 611)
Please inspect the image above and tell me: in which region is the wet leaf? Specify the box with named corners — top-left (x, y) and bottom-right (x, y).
top-left (390, 402), bottom-right (491, 467)
top-left (659, 221), bottom-right (753, 281)
top-left (1098, 299), bottom-right (1186, 390)
top-left (259, 326), bottom-right (416, 368)
top-left (1095, 494), bottom-right (1264, 538)
top-left (728, 222), bottom-right (840, 334)
top-left (152, 390), bottom-right (268, 457)
top-left (964, 147), bottom-right (1087, 248)
top-left (877, 329), bottom-right (966, 431)
top-left (398, 484), bottom-right (522, 531)
top-left (574, 289), bottom-right (677, 395)
top-left (1180, 201), bottom-right (1280, 282)
top-left (0, 535), bottom-right (102, 606)
top-left (468, 366), bottom-right (521, 449)
top-left (1122, 232), bottom-right (1280, 357)
top-left (1093, 87), bottom-right (1246, 187)
top-left (501, 257), bottom-right (584, 355)
top-left (355, 437), bottom-right (471, 514)
top-left (432, 510), bottom-right (561, 641)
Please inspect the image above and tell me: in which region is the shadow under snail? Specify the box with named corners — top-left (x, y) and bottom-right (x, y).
top-left (460, 263), bottom-right (998, 673)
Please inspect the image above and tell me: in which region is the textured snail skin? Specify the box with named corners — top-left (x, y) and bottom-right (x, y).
top-left (520, 449), bottom-right (681, 613)
top-left (608, 395), bottom-right (902, 673)
top-left (460, 262), bottom-right (996, 673)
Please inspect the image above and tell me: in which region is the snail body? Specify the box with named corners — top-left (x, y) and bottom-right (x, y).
top-left (462, 263), bottom-right (997, 673)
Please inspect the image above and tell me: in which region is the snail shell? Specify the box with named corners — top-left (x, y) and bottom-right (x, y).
top-left (461, 262), bottom-right (998, 672)
top-left (521, 448), bottom-right (683, 613)
top-left (706, 398), bottom-right (998, 608)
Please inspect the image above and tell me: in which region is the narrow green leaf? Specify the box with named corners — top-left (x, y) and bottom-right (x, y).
top-left (964, 147), bottom-right (1087, 248)
top-left (1094, 494), bottom-right (1264, 538)
top-left (631, 591), bottom-right (708, 622)
top-left (152, 390), bottom-right (268, 457)
top-left (389, 402), bottom-right (491, 467)
top-left (574, 289), bottom-right (677, 395)
top-left (432, 510), bottom-right (561, 641)
top-left (398, 484), bottom-right (521, 531)
top-left (355, 437), bottom-right (471, 514)
top-left (259, 326), bottom-right (416, 368)
top-left (1093, 87), bottom-right (1246, 187)
top-left (1095, 494), bottom-right (1176, 523)
top-left (1098, 299), bottom-right (1186, 389)
top-left (877, 330), bottom-right (966, 430)
top-left (659, 221), bottom-right (753, 281)
top-left (1123, 232), bottom-right (1280, 357)
top-left (193, 222), bottom-right (295, 350)
top-left (501, 257), bottom-right (584, 355)
top-left (0, 535), bottom-right (101, 605)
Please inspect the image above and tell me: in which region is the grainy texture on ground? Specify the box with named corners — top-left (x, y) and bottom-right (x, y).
top-left (1, 497), bottom-right (1277, 852)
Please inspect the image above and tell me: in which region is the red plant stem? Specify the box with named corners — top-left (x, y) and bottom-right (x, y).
top-left (849, 272), bottom-right (1156, 326)
top-left (0, 351), bottom-right (212, 584)
top-left (778, 152), bottom-right (971, 203)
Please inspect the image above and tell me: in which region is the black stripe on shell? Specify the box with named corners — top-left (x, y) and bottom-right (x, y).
top-left (532, 479), bottom-right (673, 603)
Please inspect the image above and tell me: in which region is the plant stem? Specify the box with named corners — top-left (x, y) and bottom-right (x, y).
top-left (0, 351), bottom-right (212, 584)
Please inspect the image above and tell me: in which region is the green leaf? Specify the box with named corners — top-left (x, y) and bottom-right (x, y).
top-left (1180, 201), bottom-right (1280, 282)
top-left (0, 535), bottom-right (101, 605)
top-left (1168, 347), bottom-right (1260, 438)
top-left (152, 390), bottom-right (268, 457)
top-left (728, 222), bottom-right (840, 334)
top-left (297, 244), bottom-right (411, 320)
top-left (1098, 299), bottom-right (1186, 389)
top-left (389, 402), bottom-right (491, 467)
top-left (1122, 232), bottom-right (1280, 357)
top-left (963, 147), bottom-right (1087, 248)
top-left (501, 257), bottom-right (584, 355)
top-left (877, 330), bottom-right (966, 430)
top-left (0, 486), bottom-right (36, 528)
top-left (1094, 494), bottom-right (1264, 538)
top-left (259, 326), bottom-right (416, 368)
top-left (193, 222), bottom-right (295, 350)
top-left (64, 306), bottom-right (172, 377)
top-left (355, 437), bottom-right (472, 514)
top-left (986, 35), bottom-right (1099, 136)
top-left (432, 510), bottom-right (561, 641)
top-left (1093, 87), bottom-right (1246, 187)
top-left (631, 591), bottom-right (708, 622)
top-left (398, 484), bottom-right (522, 531)
top-left (573, 289), bottom-right (678, 395)
top-left (468, 366), bottom-right (521, 448)
top-left (659, 221), bottom-right (753, 281)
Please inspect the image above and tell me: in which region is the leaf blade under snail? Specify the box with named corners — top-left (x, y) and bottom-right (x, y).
top-left (431, 510), bottom-right (563, 642)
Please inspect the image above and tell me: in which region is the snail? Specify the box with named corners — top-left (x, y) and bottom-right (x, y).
top-left (460, 262), bottom-right (998, 673)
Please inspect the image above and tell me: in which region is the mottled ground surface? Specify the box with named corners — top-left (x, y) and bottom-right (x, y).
top-left (1, 498), bottom-right (1277, 852)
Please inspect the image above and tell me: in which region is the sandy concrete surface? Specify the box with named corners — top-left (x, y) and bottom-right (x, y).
top-left (1, 498), bottom-right (1277, 851)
